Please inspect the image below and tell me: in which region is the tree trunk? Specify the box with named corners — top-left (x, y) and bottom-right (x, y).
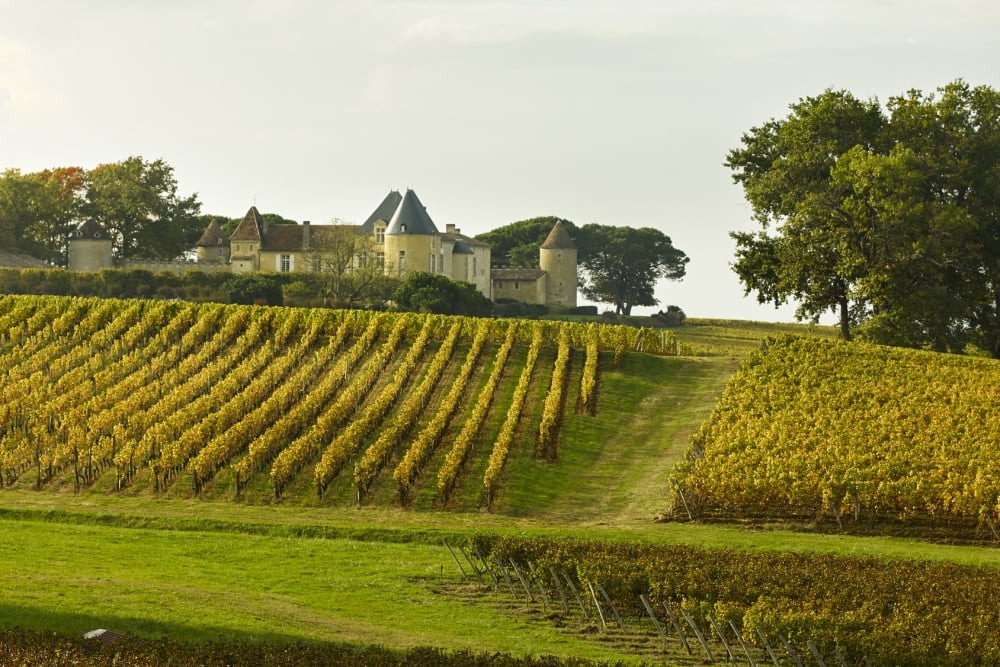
top-left (838, 297), bottom-right (851, 341)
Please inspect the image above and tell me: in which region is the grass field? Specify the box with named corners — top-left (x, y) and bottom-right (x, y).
top-left (18, 313), bottom-right (997, 665)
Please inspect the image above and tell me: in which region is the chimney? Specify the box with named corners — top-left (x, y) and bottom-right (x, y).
top-left (303, 220), bottom-right (310, 250)
top-left (446, 223), bottom-right (456, 234)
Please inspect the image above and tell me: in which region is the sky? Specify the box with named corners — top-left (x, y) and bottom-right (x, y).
top-left (2, 1), bottom-right (998, 322)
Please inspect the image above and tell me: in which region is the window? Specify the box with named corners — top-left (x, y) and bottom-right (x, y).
top-left (514, 280), bottom-right (519, 290)
top-left (279, 254), bottom-right (292, 272)
top-left (376, 251), bottom-right (385, 269)
top-left (398, 250), bottom-right (406, 272)
top-left (430, 254), bottom-right (436, 273)
top-left (472, 257), bottom-right (477, 277)
top-left (375, 226), bottom-right (385, 243)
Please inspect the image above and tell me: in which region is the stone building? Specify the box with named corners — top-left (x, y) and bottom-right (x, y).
top-left (66, 188), bottom-right (579, 308)
top-left (67, 219), bottom-right (113, 272)
top-left (492, 221), bottom-right (578, 308)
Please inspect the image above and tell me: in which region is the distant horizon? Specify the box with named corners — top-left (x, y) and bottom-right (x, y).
top-left (3, 1), bottom-right (995, 324)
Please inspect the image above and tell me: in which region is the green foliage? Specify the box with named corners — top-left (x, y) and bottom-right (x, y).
top-left (475, 216), bottom-right (577, 267)
top-left (474, 534), bottom-right (1000, 667)
top-left (575, 225), bottom-right (689, 316)
top-left (650, 305), bottom-right (685, 327)
top-left (493, 299), bottom-right (549, 318)
top-left (393, 272), bottom-right (493, 317)
top-left (222, 273), bottom-right (286, 305)
top-left (727, 80), bottom-right (1000, 354)
top-left (1, 157), bottom-right (202, 267)
top-left (83, 156), bottom-right (202, 261)
top-left (672, 335), bottom-right (1000, 532)
top-left (0, 167), bottom-right (86, 265)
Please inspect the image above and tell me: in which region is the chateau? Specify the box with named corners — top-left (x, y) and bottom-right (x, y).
top-left (68, 188), bottom-right (577, 309)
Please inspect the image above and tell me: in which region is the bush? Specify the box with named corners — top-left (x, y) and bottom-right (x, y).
top-left (222, 273), bottom-right (285, 305)
top-left (393, 272), bottom-right (493, 317)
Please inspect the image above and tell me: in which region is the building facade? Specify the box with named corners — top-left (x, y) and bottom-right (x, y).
top-left (492, 221), bottom-right (578, 308)
top-left (67, 188), bottom-right (578, 308)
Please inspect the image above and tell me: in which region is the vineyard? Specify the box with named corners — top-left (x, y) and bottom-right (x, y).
top-left (670, 335), bottom-right (1000, 534)
top-left (467, 534), bottom-right (1000, 666)
top-left (0, 294), bottom-right (676, 509)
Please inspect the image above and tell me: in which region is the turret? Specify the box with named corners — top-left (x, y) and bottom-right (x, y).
top-left (539, 221), bottom-right (577, 308)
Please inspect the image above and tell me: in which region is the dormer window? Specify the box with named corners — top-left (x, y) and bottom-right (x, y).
top-left (400, 224), bottom-right (407, 233)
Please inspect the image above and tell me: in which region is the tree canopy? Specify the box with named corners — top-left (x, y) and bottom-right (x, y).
top-left (0, 167), bottom-right (87, 265)
top-left (576, 224), bottom-right (689, 316)
top-left (476, 216), bottom-right (577, 267)
top-left (84, 156), bottom-right (202, 261)
top-left (392, 272), bottom-right (493, 317)
top-left (727, 79), bottom-right (1000, 355)
top-left (478, 217), bottom-right (688, 316)
top-left (0, 157), bottom-right (202, 267)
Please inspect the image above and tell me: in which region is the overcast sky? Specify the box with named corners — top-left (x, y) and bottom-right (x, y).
top-left (2, 1), bottom-right (998, 321)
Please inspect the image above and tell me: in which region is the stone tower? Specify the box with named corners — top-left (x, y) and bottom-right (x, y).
top-left (383, 189), bottom-right (441, 276)
top-left (195, 218), bottom-right (230, 264)
top-left (68, 219), bottom-right (114, 271)
top-left (539, 220), bottom-right (577, 308)
top-left (229, 206), bottom-right (266, 272)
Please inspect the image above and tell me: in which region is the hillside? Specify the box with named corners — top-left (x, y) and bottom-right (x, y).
top-left (0, 294), bottom-right (708, 520)
top-left (8, 299), bottom-right (1000, 665)
top-left (671, 334), bottom-right (1000, 538)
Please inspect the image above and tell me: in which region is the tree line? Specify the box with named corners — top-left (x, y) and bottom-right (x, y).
top-left (476, 216), bottom-right (689, 316)
top-left (1, 160), bottom-right (692, 318)
top-left (0, 156), bottom-right (203, 266)
top-left (727, 79), bottom-right (1000, 356)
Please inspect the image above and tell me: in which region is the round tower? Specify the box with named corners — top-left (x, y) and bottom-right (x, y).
top-left (68, 219), bottom-right (114, 271)
top-left (384, 189), bottom-right (441, 276)
top-left (195, 218), bottom-right (230, 264)
top-left (539, 221), bottom-right (577, 308)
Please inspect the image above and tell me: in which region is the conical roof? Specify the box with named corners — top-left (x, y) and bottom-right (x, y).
top-left (230, 206), bottom-right (265, 241)
top-left (72, 219), bottom-right (110, 240)
top-left (452, 239), bottom-right (473, 255)
top-left (360, 190), bottom-right (403, 232)
top-left (540, 221), bottom-right (576, 250)
top-left (386, 189), bottom-right (439, 236)
top-left (196, 219), bottom-right (227, 247)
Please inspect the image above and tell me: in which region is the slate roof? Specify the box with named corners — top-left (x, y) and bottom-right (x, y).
top-left (386, 189), bottom-right (439, 236)
top-left (492, 267), bottom-right (546, 281)
top-left (258, 224), bottom-right (365, 251)
top-left (196, 219), bottom-right (228, 247)
top-left (540, 221), bottom-right (576, 250)
top-left (451, 239), bottom-right (474, 255)
top-left (442, 232), bottom-right (489, 249)
top-left (72, 219), bottom-right (111, 240)
top-left (230, 206), bottom-right (265, 242)
top-left (360, 190), bottom-right (403, 233)
top-left (261, 224), bottom-right (304, 251)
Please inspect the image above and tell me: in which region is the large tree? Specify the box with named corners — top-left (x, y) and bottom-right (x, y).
top-left (0, 167), bottom-right (86, 265)
top-left (726, 88), bottom-right (885, 340)
top-left (575, 224), bottom-right (689, 316)
top-left (83, 156), bottom-right (202, 261)
top-left (727, 80), bottom-right (1000, 353)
